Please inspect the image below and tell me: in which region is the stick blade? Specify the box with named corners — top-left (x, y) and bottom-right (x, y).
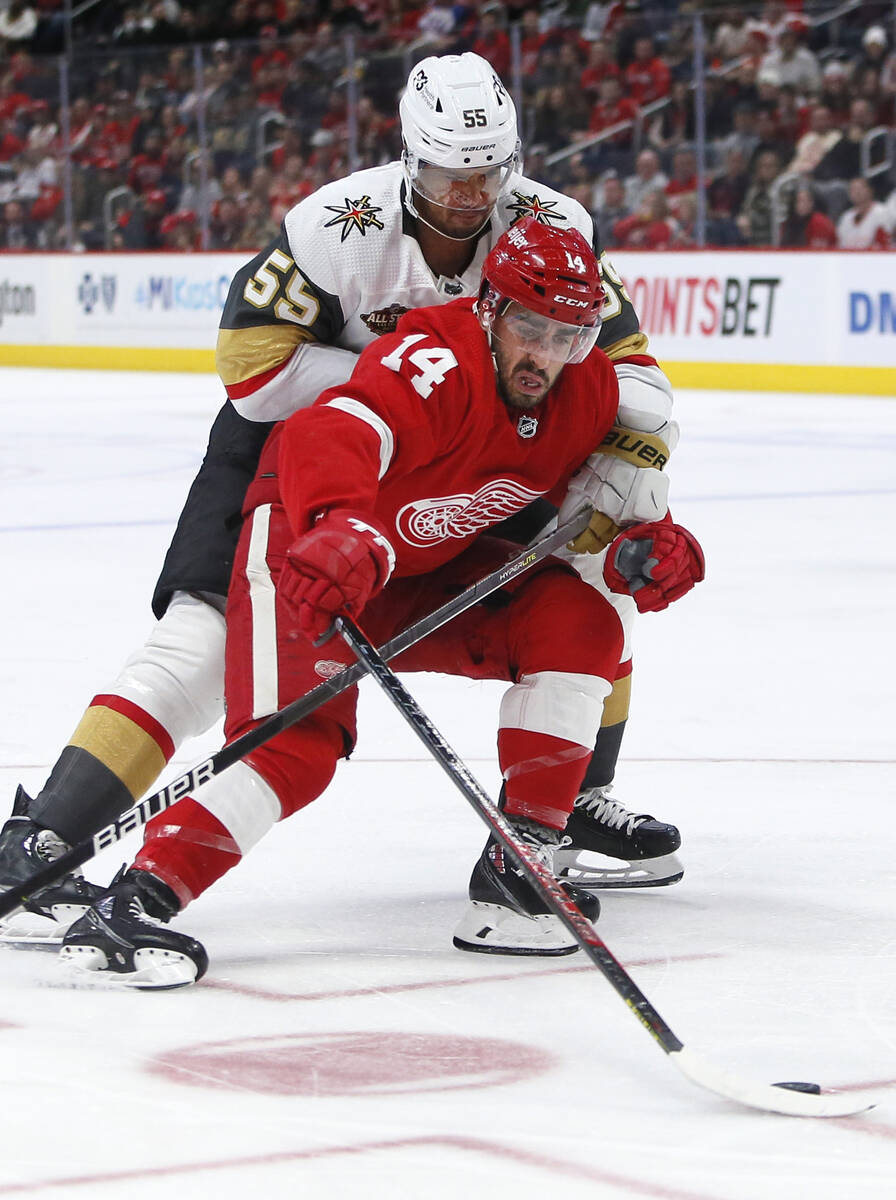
top-left (671, 1046), bottom-right (877, 1118)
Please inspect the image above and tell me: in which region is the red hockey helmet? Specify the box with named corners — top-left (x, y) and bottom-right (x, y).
top-left (478, 217), bottom-right (605, 363)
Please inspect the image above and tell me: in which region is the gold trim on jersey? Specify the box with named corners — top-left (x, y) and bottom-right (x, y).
top-left (67, 707), bottom-right (168, 800)
top-left (215, 324), bottom-right (316, 388)
top-left (600, 331), bottom-right (651, 362)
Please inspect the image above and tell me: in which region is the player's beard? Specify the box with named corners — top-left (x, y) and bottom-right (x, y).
top-left (496, 354), bottom-right (554, 411)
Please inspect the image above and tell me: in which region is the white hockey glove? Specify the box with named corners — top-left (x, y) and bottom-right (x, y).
top-left (558, 419), bottom-right (679, 555)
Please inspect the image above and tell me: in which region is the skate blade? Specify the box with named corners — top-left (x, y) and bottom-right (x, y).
top-left (554, 849), bottom-right (684, 889)
top-left (0, 935), bottom-right (65, 951)
top-left (453, 900), bottom-right (582, 956)
top-left (57, 945), bottom-right (200, 991)
top-left (0, 910), bottom-right (68, 947)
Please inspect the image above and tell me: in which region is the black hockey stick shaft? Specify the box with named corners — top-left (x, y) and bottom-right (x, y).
top-left (0, 506), bottom-right (592, 920)
top-left (335, 614), bottom-right (683, 1057)
top-left (333, 621), bottom-right (882, 1118)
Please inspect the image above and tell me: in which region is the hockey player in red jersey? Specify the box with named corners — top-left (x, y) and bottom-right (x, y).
top-left (57, 220), bottom-right (704, 986)
top-left (1, 52), bottom-right (684, 946)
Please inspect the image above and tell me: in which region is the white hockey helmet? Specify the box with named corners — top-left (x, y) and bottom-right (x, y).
top-left (400, 53), bottom-right (520, 233)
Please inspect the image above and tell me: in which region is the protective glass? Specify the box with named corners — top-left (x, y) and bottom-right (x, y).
top-left (482, 299), bottom-right (601, 365)
top-left (410, 157), bottom-right (516, 212)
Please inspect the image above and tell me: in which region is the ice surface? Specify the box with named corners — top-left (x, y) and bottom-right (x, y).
top-left (1, 368), bottom-right (895, 1198)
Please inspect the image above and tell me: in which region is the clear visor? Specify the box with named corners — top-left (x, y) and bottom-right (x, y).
top-left (481, 298), bottom-right (601, 365)
top-left (410, 157), bottom-right (516, 213)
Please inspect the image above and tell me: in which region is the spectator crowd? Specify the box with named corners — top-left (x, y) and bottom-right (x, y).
top-left (0, 0), bottom-right (893, 252)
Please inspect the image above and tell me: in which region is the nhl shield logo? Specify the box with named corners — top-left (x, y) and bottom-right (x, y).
top-left (516, 414), bottom-right (538, 439)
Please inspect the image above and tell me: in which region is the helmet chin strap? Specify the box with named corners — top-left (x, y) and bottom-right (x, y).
top-left (474, 295), bottom-right (507, 382)
top-left (406, 186), bottom-right (494, 243)
top-left (478, 317), bottom-right (503, 395)
top-left (473, 296), bottom-right (498, 370)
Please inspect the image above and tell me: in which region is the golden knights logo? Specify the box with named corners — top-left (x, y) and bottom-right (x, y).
top-left (323, 195), bottom-right (385, 241)
top-left (505, 192), bottom-right (567, 227)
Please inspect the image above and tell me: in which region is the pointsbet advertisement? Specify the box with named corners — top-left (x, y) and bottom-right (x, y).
top-left (0, 251), bottom-right (892, 394)
top-left (608, 250), bottom-right (894, 393)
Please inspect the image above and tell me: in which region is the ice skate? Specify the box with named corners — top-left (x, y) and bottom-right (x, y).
top-left (59, 868), bottom-right (207, 990)
top-left (553, 785), bottom-right (684, 889)
top-left (453, 817), bottom-right (600, 956)
top-left (0, 786), bottom-right (104, 945)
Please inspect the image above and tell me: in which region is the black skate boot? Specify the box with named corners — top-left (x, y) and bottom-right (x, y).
top-left (553, 785), bottom-right (684, 889)
top-left (59, 868), bottom-right (208, 990)
top-left (453, 816), bottom-right (600, 956)
top-left (0, 786), bottom-right (104, 944)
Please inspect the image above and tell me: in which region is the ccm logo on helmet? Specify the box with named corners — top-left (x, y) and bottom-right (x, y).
top-left (553, 295), bottom-right (589, 307)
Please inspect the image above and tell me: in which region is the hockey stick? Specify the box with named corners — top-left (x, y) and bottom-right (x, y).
top-left (0, 506), bottom-right (593, 921)
top-left (335, 614), bottom-right (876, 1119)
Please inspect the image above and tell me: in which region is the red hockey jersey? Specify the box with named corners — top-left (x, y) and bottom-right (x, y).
top-left (249, 298), bottom-right (619, 578)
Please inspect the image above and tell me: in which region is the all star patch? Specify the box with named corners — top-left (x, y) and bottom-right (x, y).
top-left (361, 303), bottom-right (409, 335)
top-left (323, 195), bottom-right (385, 241)
top-left (505, 191), bottom-right (567, 227)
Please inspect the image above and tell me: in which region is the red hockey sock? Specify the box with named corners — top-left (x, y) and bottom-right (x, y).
top-left (134, 798), bottom-right (241, 909)
top-left (498, 727), bottom-right (591, 830)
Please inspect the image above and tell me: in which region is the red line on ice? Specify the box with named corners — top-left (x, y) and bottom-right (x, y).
top-left (0, 1134), bottom-right (728, 1199)
top-left (201, 952), bottom-right (724, 1004)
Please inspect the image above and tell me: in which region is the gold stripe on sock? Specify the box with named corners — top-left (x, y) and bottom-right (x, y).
top-left (602, 674), bottom-right (632, 727)
top-left (67, 707), bottom-right (168, 801)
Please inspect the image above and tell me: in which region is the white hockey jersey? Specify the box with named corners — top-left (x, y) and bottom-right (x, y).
top-left (216, 160), bottom-right (654, 423)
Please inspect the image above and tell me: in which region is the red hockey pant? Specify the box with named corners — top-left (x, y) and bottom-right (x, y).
top-left (134, 503), bottom-right (624, 905)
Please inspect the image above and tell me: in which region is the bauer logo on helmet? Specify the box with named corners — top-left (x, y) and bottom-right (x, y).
top-left (399, 52), bottom-right (521, 240)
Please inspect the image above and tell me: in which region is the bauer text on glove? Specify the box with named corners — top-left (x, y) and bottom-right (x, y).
top-left (281, 509), bottom-right (396, 639)
top-left (603, 520), bottom-right (704, 614)
top-left (558, 419), bottom-right (679, 554)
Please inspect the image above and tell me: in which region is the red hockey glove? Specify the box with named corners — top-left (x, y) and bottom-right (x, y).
top-left (281, 509), bottom-right (396, 640)
top-left (603, 520), bottom-right (705, 613)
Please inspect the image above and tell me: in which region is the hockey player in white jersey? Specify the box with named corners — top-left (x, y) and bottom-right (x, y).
top-left (0, 52), bottom-right (682, 952)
